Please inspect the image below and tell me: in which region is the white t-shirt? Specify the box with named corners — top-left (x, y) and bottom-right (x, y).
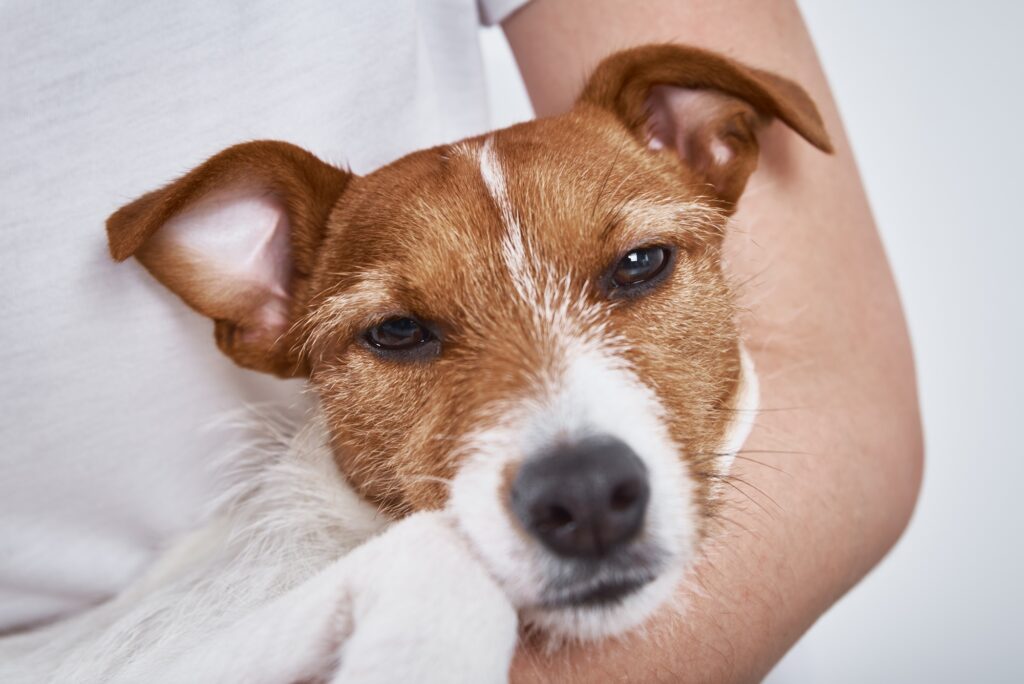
top-left (0, 0), bottom-right (528, 631)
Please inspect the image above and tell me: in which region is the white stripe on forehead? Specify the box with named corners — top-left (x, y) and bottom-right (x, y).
top-left (479, 137), bottom-right (537, 301)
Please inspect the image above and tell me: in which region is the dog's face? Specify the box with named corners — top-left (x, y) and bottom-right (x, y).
top-left (108, 45), bottom-right (829, 640)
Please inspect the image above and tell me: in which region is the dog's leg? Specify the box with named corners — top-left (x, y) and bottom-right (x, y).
top-left (149, 512), bottom-right (517, 684)
top-left (329, 512), bottom-right (519, 684)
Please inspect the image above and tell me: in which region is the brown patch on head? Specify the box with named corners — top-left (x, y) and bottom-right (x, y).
top-left (107, 44), bottom-right (829, 524)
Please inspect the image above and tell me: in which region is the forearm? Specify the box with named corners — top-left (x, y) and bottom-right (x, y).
top-left (504, 1), bottom-right (923, 681)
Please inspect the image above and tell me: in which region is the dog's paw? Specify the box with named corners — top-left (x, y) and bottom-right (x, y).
top-left (329, 513), bottom-right (517, 684)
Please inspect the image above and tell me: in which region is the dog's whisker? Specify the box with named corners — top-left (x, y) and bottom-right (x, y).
top-left (705, 474), bottom-right (778, 518)
top-left (404, 474), bottom-right (454, 488)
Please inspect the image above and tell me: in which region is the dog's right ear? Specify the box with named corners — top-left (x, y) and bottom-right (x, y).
top-left (107, 141), bottom-right (352, 377)
top-left (579, 44), bottom-right (832, 212)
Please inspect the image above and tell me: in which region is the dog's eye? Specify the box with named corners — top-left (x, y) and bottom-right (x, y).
top-left (611, 246), bottom-right (671, 288)
top-left (365, 317), bottom-right (432, 351)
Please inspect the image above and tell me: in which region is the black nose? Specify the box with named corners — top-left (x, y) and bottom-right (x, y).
top-left (510, 436), bottom-right (650, 559)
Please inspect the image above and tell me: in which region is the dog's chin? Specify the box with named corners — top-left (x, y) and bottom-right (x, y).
top-left (520, 564), bottom-right (684, 643)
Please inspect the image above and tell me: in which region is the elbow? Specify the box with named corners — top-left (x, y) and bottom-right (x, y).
top-left (852, 350), bottom-right (926, 579)
top-left (882, 405), bottom-right (925, 553)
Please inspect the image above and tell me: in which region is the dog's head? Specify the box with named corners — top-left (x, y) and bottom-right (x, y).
top-left (107, 45), bottom-right (829, 640)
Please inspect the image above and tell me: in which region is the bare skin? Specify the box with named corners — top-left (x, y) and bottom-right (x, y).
top-left (503, 1), bottom-right (923, 681)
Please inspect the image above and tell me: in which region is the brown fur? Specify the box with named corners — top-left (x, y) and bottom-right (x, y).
top-left (106, 44), bottom-right (830, 520)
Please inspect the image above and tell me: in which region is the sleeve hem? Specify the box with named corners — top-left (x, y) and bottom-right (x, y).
top-left (478, 0), bottom-right (531, 26)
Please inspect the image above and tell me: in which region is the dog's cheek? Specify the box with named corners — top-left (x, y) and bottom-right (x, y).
top-left (615, 260), bottom-right (739, 518)
top-left (321, 354), bottom-right (478, 516)
top-left (392, 397), bottom-right (471, 513)
top-left (313, 355), bottom-right (445, 515)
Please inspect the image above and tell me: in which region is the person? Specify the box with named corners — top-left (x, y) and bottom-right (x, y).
top-left (0, 1), bottom-right (921, 681)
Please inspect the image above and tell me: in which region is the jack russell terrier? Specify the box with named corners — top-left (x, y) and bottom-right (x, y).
top-left (0, 44), bottom-right (830, 683)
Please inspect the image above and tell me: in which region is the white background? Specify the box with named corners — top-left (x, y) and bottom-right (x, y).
top-left (479, 2), bottom-right (1023, 681)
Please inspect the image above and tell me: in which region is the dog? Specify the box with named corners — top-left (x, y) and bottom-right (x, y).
top-left (0, 44), bottom-right (829, 683)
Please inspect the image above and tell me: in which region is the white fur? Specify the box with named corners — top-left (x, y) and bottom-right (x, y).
top-left (716, 343), bottom-right (761, 475)
top-left (479, 136), bottom-right (537, 302)
top-left (0, 410), bottom-right (517, 683)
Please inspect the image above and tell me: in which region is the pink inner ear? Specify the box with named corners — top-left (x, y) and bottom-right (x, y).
top-left (645, 85), bottom-right (741, 171)
top-left (144, 185), bottom-right (292, 337)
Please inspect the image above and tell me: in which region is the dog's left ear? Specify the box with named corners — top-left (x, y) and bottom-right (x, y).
top-left (579, 44), bottom-right (833, 210)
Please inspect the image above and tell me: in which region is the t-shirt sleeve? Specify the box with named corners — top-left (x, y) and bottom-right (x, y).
top-left (478, 0), bottom-right (531, 26)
